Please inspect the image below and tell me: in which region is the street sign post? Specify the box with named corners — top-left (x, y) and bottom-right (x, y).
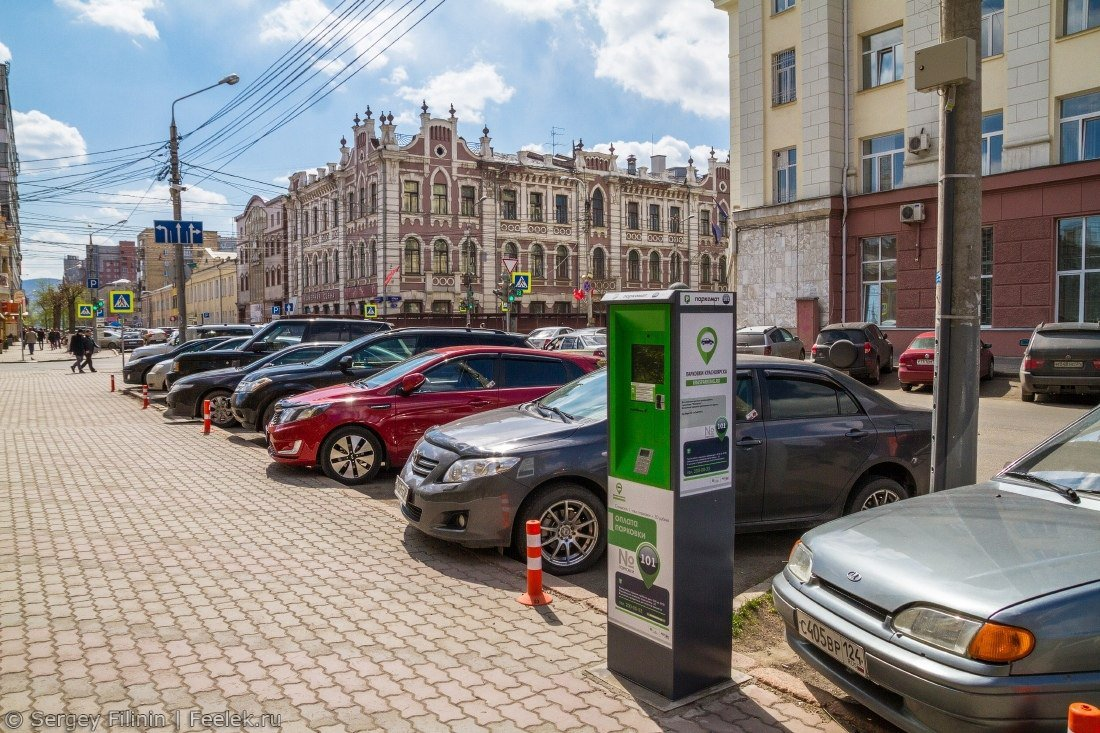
top-left (153, 220), bottom-right (204, 244)
top-left (502, 257), bottom-right (519, 274)
top-left (511, 272), bottom-right (532, 293)
top-left (108, 291), bottom-right (134, 314)
top-left (86, 278), bottom-right (99, 290)
top-left (77, 304), bottom-right (93, 319)
top-left (363, 304), bottom-right (378, 319)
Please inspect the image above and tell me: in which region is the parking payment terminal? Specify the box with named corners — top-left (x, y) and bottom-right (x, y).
top-left (604, 289), bottom-right (736, 702)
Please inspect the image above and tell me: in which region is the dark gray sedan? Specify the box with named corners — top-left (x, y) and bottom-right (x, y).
top-left (772, 405), bottom-right (1100, 733)
top-left (397, 356), bottom-right (931, 575)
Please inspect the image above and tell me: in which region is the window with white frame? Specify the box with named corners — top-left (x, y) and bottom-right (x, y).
top-left (1056, 216), bottom-right (1100, 322)
top-left (981, 227), bottom-right (994, 326)
top-left (531, 244), bottom-right (545, 279)
top-left (1064, 0), bottom-right (1100, 35)
top-left (670, 252), bottom-right (683, 282)
top-left (774, 0), bottom-right (795, 12)
top-left (461, 186), bottom-right (476, 216)
top-left (1060, 91), bottom-right (1100, 163)
top-left (982, 112), bottom-right (1003, 175)
top-left (775, 147), bottom-right (797, 203)
top-left (648, 251), bottom-right (661, 284)
top-left (862, 132), bottom-right (905, 193)
top-left (628, 250), bottom-right (641, 281)
top-left (981, 0), bottom-right (1004, 57)
top-left (402, 181), bottom-right (420, 213)
top-left (529, 192), bottom-right (544, 222)
top-left (861, 235), bottom-right (898, 327)
top-left (862, 27), bottom-right (904, 89)
top-left (670, 206), bottom-right (682, 233)
top-left (772, 49), bottom-right (796, 106)
top-left (432, 239), bottom-right (450, 273)
top-left (591, 247), bottom-right (606, 279)
top-left (556, 245), bottom-right (570, 280)
top-left (648, 204), bottom-right (661, 231)
top-left (700, 254), bottom-right (712, 285)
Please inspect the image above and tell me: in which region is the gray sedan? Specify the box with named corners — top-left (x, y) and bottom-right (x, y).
top-left (772, 404), bottom-right (1100, 733)
top-left (737, 325), bottom-right (805, 360)
top-left (397, 357), bottom-right (931, 575)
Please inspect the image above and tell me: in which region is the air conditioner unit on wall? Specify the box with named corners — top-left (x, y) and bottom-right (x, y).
top-left (900, 203), bottom-right (926, 223)
top-left (907, 131), bottom-right (931, 155)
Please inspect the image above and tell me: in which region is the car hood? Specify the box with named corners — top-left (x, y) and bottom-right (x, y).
top-left (803, 482), bottom-right (1100, 618)
top-left (241, 362), bottom-right (320, 383)
top-left (425, 405), bottom-right (584, 455)
top-left (174, 367), bottom-right (238, 387)
top-left (281, 382), bottom-right (362, 405)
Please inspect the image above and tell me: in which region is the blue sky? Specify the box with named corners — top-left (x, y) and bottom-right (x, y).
top-left (3, 0), bottom-right (730, 280)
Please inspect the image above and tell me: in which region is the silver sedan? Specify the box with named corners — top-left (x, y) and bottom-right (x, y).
top-left (736, 326), bottom-right (805, 360)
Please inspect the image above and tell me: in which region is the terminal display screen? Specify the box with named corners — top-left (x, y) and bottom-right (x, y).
top-left (631, 344), bottom-right (665, 385)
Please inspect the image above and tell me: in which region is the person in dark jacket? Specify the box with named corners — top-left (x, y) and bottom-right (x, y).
top-left (69, 330), bottom-right (87, 373)
top-left (80, 329), bottom-right (98, 372)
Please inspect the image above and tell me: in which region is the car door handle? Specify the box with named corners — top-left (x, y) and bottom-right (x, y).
top-left (468, 399), bottom-right (492, 407)
top-left (846, 428), bottom-right (869, 439)
top-left (736, 437), bottom-right (762, 448)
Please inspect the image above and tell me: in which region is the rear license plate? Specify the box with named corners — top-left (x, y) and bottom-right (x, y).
top-left (1054, 361), bottom-right (1083, 368)
top-left (796, 611), bottom-right (867, 676)
top-left (395, 475), bottom-right (410, 505)
top-left (916, 359), bottom-right (934, 366)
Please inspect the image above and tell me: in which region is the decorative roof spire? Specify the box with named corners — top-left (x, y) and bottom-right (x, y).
top-left (353, 113), bottom-right (361, 125)
top-left (688, 157), bottom-right (694, 166)
top-left (609, 143), bottom-right (615, 154)
top-left (710, 147), bottom-right (715, 158)
top-left (421, 99), bottom-right (429, 114)
top-left (365, 106), bottom-right (372, 119)
top-left (387, 112), bottom-right (394, 124)
top-left (340, 136), bottom-right (347, 147)
top-left (449, 103), bottom-right (456, 116)
top-left (482, 125), bottom-right (490, 136)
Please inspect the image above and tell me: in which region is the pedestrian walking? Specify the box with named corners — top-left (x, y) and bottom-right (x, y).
top-left (80, 329), bottom-right (99, 373)
top-left (36, 328), bottom-right (44, 349)
top-left (23, 327), bottom-right (37, 358)
top-left (68, 329), bottom-right (87, 373)
top-left (49, 329), bottom-right (61, 350)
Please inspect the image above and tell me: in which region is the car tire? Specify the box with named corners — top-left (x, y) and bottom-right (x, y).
top-left (882, 352), bottom-right (894, 373)
top-left (866, 360), bottom-right (881, 386)
top-left (1021, 389), bottom-right (1035, 402)
top-left (139, 367), bottom-right (153, 385)
top-left (828, 340), bottom-right (859, 369)
top-left (900, 382), bottom-right (913, 392)
top-left (320, 427), bottom-right (383, 485)
top-left (107, 342), bottom-right (119, 351)
top-left (799, 348), bottom-right (806, 360)
top-left (982, 357), bottom-right (994, 381)
top-left (259, 401), bottom-right (278, 432)
top-left (514, 483), bottom-right (607, 576)
top-left (847, 476), bottom-right (909, 514)
top-left (203, 389), bottom-right (237, 428)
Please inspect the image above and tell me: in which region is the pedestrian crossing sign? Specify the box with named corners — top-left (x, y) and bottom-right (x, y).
top-left (109, 290), bottom-right (134, 313)
top-left (77, 304), bottom-right (93, 318)
top-left (363, 303), bottom-right (378, 319)
top-left (511, 272), bottom-right (531, 293)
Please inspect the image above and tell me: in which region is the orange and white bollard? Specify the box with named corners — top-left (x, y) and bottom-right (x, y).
top-left (517, 519), bottom-right (552, 606)
top-left (142, 384), bottom-right (149, 410)
top-left (202, 399), bottom-right (212, 435)
top-left (1069, 703), bottom-right (1100, 733)
top-left (110, 374), bottom-right (115, 392)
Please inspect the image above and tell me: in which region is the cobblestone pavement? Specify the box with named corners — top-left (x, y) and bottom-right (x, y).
top-left (1, 351), bottom-right (848, 732)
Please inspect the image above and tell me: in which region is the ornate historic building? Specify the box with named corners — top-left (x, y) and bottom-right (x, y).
top-left (235, 195), bottom-right (288, 323)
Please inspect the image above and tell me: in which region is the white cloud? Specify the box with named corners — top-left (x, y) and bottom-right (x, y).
top-left (520, 143), bottom-right (548, 154)
top-left (97, 206), bottom-right (126, 219)
top-left (114, 181), bottom-right (229, 215)
top-left (592, 136), bottom-right (729, 170)
top-left (55, 0), bottom-right (161, 39)
top-left (587, 0), bottom-right (729, 119)
top-left (397, 63), bottom-right (514, 124)
top-left (259, 0), bottom-right (330, 43)
top-left (0, 41), bottom-right (11, 63)
top-left (385, 66), bottom-right (408, 85)
top-left (311, 57), bottom-right (347, 76)
top-left (13, 110), bottom-right (88, 166)
top-left (271, 174), bottom-right (292, 187)
top-left (488, 0), bottom-right (578, 21)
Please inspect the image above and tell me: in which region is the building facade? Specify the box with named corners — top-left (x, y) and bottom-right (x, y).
top-left (0, 61), bottom-right (22, 343)
top-left (84, 241), bottom-right (137, 285)
top-left (235, 195), bottom-right (288, 324)
top-left (713, 0), bottom-right (1100, 354)
top-left (137, 228), bottom-right (220, 327)
top-left (187, 248), bottom-right (237, 325)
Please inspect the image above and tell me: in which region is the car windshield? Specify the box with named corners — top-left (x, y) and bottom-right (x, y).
top-left (307, 336), bottom-right (374, 366)
top-left (536, 369), bottom-right (607, 421)
top-left (908, 337), bottom-right (936, 349)
top-left (737, 333), bottom-right (767, 346)
top-left (581, 335), bottom-right (607, 347)
top-left (353, 351), bottom-right (439, 389)
top-left (817, 329), bottom-right (867, 345)
top-left (1002, 407), bottom-right (1100, 493)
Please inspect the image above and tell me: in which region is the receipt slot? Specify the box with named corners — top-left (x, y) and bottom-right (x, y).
top-left (604, 289), bottom-right (736, 702)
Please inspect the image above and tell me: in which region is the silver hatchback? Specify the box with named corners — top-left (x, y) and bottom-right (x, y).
top-left (736, 325), bottom-right (805, 360)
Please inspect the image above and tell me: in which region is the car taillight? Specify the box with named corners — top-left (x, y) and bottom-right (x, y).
top-left (863, 342), bottom-right (873, 355)
top-left (811, 345), bottom-right (820, 356)
top-left (1093, 359), bottom-right (1100, 370)
top-left (593, 349), bottom-right (605, 358)
top-left (899, 354), bottom-right (912, 365)
top-left (763, 345), bottom-right (772, 355)
top-left (1023, 357), bottom-right (1044, 370)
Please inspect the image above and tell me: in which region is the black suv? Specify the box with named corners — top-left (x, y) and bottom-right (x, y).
top-left (810, 321), bottom-right (894, 384)
top-left (123, 336), bottom-right (233, 385)
top-left (172, 317), bottom-right (392, 380)
top-left (231, 327), bottom-right (531, 431)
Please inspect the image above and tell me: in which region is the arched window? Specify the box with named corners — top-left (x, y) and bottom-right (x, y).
top-left (591, 189), bottom-right (605, 227)
top-left (358, 241), bottom-right (366, 278)
top-left (648, 251), bottom-right (661, 284)
top-left (403, 238), bottom-right (421, 274)
top-left (670, 252), bottom-right (683, 283)
top-left (312, 255), bottom-right (319, 285)
top-left (369, 241), bottom-right (377, 276)
top-left (718, 255), bottom-right (728, 285)
top-left (531, 244), bottom-right (545, 279)
top-left (433, 239), bottom-right (450, 273)
top-left (555, 245), bottom-right (570, 280)
top-left (628, 250), bottom-right (641, 281)
top-left (322, 203), bottom-right (328, 230)
top-left (333, 251), bottom-right (339, 281)
top-left (700, 254), bottom-right (712, 285)
top-left (504, 241), bottom-right (519, 261)
top-left (322, 252), bottom-right (330, 283)
top-left (348, 192), bottom-right (355, 220)
top-left (593, 247), bottom-right (607, 279)
top-left (460, 239), bottom-right (477, 275)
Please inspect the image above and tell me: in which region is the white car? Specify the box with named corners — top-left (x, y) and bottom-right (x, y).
top-left (144, 358), bottom-right (173, 391)
top-left (528, 326), bottom-right (574, 349)
top-left (129, 342), bottom-right (171, 360)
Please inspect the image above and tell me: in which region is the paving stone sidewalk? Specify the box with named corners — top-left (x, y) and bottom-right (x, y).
top-left (1, 354), bottom-right (847, 732)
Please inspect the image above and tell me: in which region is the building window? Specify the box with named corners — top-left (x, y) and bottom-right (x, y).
top-left (718, 255), bottom-right (728, 285)
top-left (669, 206), bottom-right (682, 234)
top-left (719, 206), bottom-right (729, 238)
top-left (531, 244), bottom-right (545, 278)
top-left (591, 190), bottom-right (605, 227)
top-left (592, 247), bottom-right (607, 279)
top-left (862, 26), bottom-right (904, 89)
top-left (981, 227), bottom-right (994, 326)
top-left (700, 209), bottom-right (711, 240)
top-left (1060, 91), bottom-right (1100, 163)
top-left (348, 192), bottom-right (355, 221)
top-left (981, 0), bottom-right (1004, 57)
top-left (529, 192), bottom-right (544, 222)
top-left (1065, 0), bottom-right (1100, 34)
top-left (403, 238), bottom-right (421, 274)
top-left (432, 183), bottom-right (448, 214)
top-left (772, 49), bottom-right (796, 105)
top-left (322, 203), bottom-right (329, 230)
top-left (1056, 216), bottom-right (1100, 322)
top-left (648, 204), bottom-right (661, 231)
top-left (502, 189), bottom-right (518, 220)
top-left (861, 235), bottom-right (898, 327)
top-left (369, 241), bottom-right (376, 276)
top-left (862, 132), bottom-right (905, 193)
top-left (982, 112), bottom-right (1004, 175)
top-left (670, 252), bottom-right (683, 282)
top-left (628, 250), bottom-right (641, 281)
top-left (322, 252), bottom-right (329, 283)
top-left (556, 245), bottom-right (570, 280)
top-left (461, 186), bottom-right (476, 216)
top-left (370, 183), bottom-right (378, 213)
top-left (775, 147), bottom-right (797, 203)
top-left (433, 240), bottom-right (450, 273)
top-left (627, 202), bottom-right (640, 230)
top-left (333, 251), bottom-right (339, 281)
top-left (555, 194), bottom-right (569, 224)
top-left (700, 254), bottom-right (712, 285)
top-left (648, 252), bottom-right (661, 284)
top-left (431, 300), bottom-right (452, 314)
top-left (403, 181), bottom-right (420, 213)
top-left (403, 300), bottom-right (423, 314)
top-left (460, 239), bottom-right (477, 276)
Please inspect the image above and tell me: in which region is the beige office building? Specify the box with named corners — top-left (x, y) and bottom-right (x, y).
top-left (186, 248), bottom-right (237, 325)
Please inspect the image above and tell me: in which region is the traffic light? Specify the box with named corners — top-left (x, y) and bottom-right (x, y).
top-left (94, 299), bottom-right (105, 310)
top-left (510, 284), bottom-right (524, 302)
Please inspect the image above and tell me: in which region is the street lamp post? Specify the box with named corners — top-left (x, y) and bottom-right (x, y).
top-left (170, 73), bottom-right (239, 342)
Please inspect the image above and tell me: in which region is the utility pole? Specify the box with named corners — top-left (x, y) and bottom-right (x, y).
top-left (929, 0), bottom-right (983, 491)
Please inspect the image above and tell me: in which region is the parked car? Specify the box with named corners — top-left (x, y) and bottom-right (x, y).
top-left (772, 403), bottom-right (1100, 733)
top-left (173, 317), bottom-right (391, 380)
top-left (97, 329), bottom-right (143, 351)
top-left (398, 356), bottom-right (932, 575)
top-left (122, 336), bottom-right (234, 386)
top-left (1019, 322), bottom-right (1100, 402)
top-left (267, 346), bottom-right (600, 485)
top-left (168, 324), bottom-right (257, 346)
top-left (737, 326), bottom-right (806, 360)
top-left (166, 342), bottom-right (343, 427)
top-left (151, 337), bottom-right (250, 391)
top-left (141, 328), bottom-right (170, 344)
top-left (544, 332), bottom-right (607, 359)
top-left (527, 326), bottom-right (573, 349)
top-left (897, 331), bottom-right (995, 391)
top-left (232, 328), bottom-right (532, 432)
top-left (811, 322), bottom-right (894, 384)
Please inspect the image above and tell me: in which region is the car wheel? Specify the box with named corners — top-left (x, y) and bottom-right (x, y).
top-left (900, 382), bottom-right (913, 392)
top-left (203, 389), bottom-right (237, 428)
top-left (882, 352), bottom-right (894, 373)
top-left (848, 477), bottom-right (909, 514)
top-left (866, 360), bottom-right (881, 386)
top-left (108, 342), bottom-right (119, 351)
top-left (320, 427), bottom-right (383, 485)
top-left (514, 483), bottom-right (607, 576)
top-left (982, 356), bottom-right (994, 381)
top-left (799, 348), bottom-right (806, 360)
top-left (259, 401), bottom-right (278, 432)
top-left (1021, 389), bottom-right (1035, 402)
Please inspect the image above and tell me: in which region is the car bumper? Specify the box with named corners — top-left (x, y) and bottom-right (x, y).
top-left (233, 403), bottom-right (259, 429)
top-left (266, 421), bottom-right (322, 465)
top-left (147, 371), bottom-right (169, 390)
top-left (396, 458), bottom-right (518, 549)
top-left (122, 368), bottom-right (144, 384)
top-left (898, 365), bottom-right (933, 384)
top-left (1020, 373), bottom-right (1100, 395)
top-left (771, 572), bottom-right (1096, 733)
top-left (812, 356), bottom-right (876, 378)
top-left (165, 384), bottom-right (201, 416)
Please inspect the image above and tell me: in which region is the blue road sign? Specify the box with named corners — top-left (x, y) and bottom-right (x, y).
top-left (96, 309), bottom-right (104, 318)
top-left (271, 305), bottom-right (282, 315)
top-left (285, 303), bottom-right (294, 313)
top-left (108, 290), bottom-right (134, 313)
top-left (202, 312), bottom-right (211, 319)
top-left (86, 277), bottom-right (99, 289)
top-left (153, 219), bottom-right (204, 244)
top-left (511, 273), bottom-right (531, 292)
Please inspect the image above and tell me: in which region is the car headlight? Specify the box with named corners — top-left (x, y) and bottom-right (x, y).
top-left (786, 540), bottom-right (813, 583)
top-left (245, 377), bottom-right (272, 392)
top-left (893, 606), bottom-right (1034, 662)
top-left (170, 362), bottom-right (181, 372)
top-left (442, 457), bottom-right (521, 483)
top-left (280, 403), bottom-right (331, 423)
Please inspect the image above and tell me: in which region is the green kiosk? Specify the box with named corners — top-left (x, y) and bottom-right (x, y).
top-left (603, 289), bottom-right (736, 701)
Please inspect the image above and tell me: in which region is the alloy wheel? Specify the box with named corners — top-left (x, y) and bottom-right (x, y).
top-left (858, 487), bottom-right (901, 510)
top-left (539, 499), bottom-right (600, 568)
top-left (328, 434), bottom-right (376, 480)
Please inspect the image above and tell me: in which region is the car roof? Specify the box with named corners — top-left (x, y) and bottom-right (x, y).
top-left (738, 326), bottom-right (774, 333)
top-left (821, 322), bottom-right (875, 330)
top-left (430, 345), bottom-right (590, 359)
top-left (1036, 322), bottom-right (1100, 333)
top-left (388, 326), bottom-right (516, 336)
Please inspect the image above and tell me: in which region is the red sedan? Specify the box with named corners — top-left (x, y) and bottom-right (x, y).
top-left (267, 346), bottom-right (600, 484)
top-left (897, 331), bottom-right (994, 391)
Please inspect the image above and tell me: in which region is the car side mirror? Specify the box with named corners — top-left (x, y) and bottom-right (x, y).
top-left (249, 342), bottom-right (267, 353)
top-left (398, 372), bottom-right (426, 395)
top-left (1018, 338), bottom-right (1029, 347)
top-left (338, 355), bottom-right (354, 372)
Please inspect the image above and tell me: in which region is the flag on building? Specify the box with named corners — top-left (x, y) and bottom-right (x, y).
top-left (712, 197), bottom-right (729, 241)
top-left (383, 264), bottom-right (400, 285)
